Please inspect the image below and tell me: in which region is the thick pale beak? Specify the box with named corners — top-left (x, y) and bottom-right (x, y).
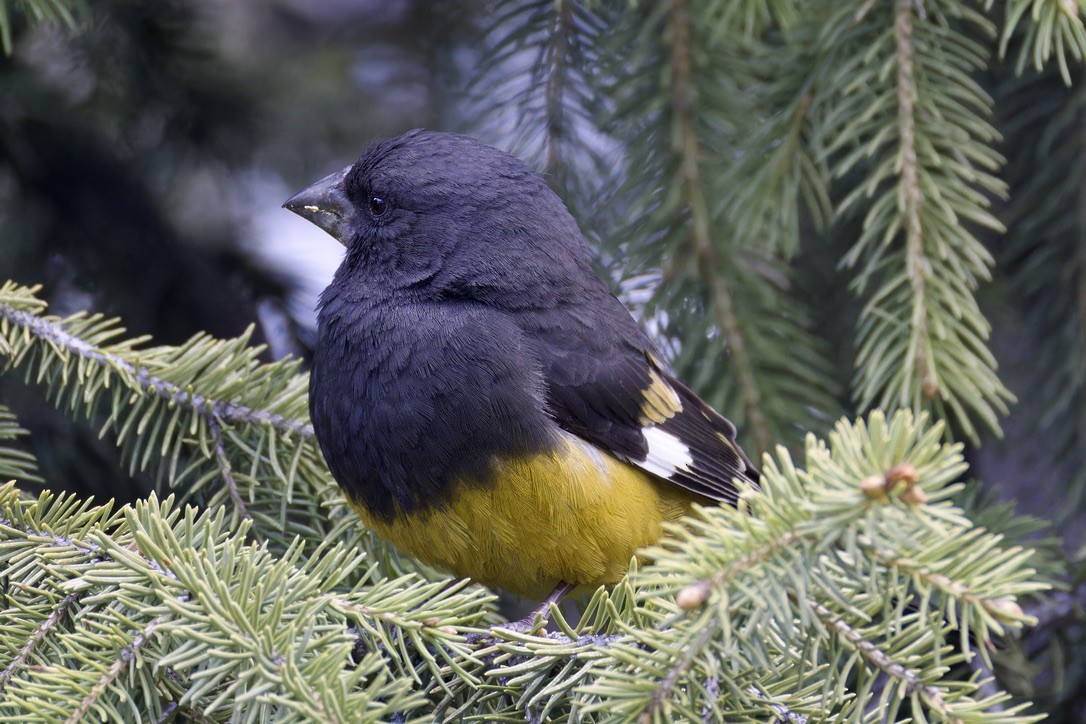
top-left (283, 164), bottom-right (356, 244)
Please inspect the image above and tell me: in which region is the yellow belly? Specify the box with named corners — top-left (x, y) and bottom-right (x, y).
top-left (352, 433), bottom-right (697, 598)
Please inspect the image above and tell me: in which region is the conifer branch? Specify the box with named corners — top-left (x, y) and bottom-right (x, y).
top-left (0, 592), bottom-right (79, 693)
top-left (0, 303), bottom-right (315, 440)
top-left (828, 1), bottom-right (1012, 440)
top-left (66, 614), bottom-right (168, 724)
top-left (676, 530), bottom-right (806, 607)
top-left (0, 408), bottom-right (1044, 719)
top-left (588, 3), bottom-right (838, 449)
top-left (895, 0), bottom-right (935, 399)
top-left (642, 612), bottom-right (716, 721)
top-left (543, 0), bottom-right (573, 176)
top-left (333, 596), bottom-right (457, 634)
top-left (208, 416), bottom-right (250, 523)
top-left (467, 0), bottom-right (606, 210)
top-left (806, 598), bottom-right (956, 721)
top-left (0, 488), bottom-right (490, 718)
top-left (860, 537), bottom-right (1032, 627)
top-left (0, 510), bottom-right (105, 560)
top-left (0, 0), bottom-right (77, 55)
top-left (0, 283), bottom-right (352, 553)
top-left (0, 405), bottom-right (40, 483)
top-left (666, 0), bottom-right (770, 454)
top-left (747, 685), bottom-right (808, 724)
top-left (995, 0), bottom-right (1086, 84)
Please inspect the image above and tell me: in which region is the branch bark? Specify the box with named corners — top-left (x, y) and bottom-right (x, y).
top-left (666, 0), bottom-right (771, 454)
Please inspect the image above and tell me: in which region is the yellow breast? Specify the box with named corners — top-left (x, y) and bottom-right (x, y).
top-left (352, 433), bottom-right (697, 598)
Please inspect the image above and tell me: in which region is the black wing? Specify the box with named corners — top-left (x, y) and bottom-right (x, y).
top-left (540, 329), bottom-right (759, 505)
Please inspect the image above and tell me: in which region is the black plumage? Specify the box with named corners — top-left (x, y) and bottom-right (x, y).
top-left (290, 129), bottom-right (758, 523)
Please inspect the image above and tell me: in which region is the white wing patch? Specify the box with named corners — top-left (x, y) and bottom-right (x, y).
top-left (639, 426), bottom-right (694, 479)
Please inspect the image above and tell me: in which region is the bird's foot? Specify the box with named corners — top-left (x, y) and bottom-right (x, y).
top-left (494, 611), bottom-right (550, 635)
top-left (467, 581), bottom-right (576, 643)
top-left (465, 612), bottom-right (549, 645)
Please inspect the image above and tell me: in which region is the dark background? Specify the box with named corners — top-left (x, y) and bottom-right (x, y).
top-left (1, 0), bottom-right (477, 501)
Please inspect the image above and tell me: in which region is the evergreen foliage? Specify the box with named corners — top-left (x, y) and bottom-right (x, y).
top-left (2, 0), bottom-right (1086, 718)
top-left (0, 284), bottom-right (1045, 718)
top-left (821, 1), bottom-right (1012, 441)
top-left (0, 404), bottom-right (38, 483)
top-left (589, 1), bottom-right (841, 454)
top-left (0, 0), bottom-right (75, 54)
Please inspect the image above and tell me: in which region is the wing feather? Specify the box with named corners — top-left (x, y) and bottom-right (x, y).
top-left (543, 343), bottom-right (759, 504)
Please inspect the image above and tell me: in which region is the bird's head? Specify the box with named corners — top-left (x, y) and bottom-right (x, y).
top-left (284, 130), bottom-right (595, 306)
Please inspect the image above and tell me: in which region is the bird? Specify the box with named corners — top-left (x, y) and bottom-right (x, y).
top-left (284, 130), bottom-right (759, 627)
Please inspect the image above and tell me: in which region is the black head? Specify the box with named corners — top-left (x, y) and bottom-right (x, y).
top-left (284, 130), bottom-right (598, 307)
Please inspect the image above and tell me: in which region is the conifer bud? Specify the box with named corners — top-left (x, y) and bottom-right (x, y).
top-left (885, 463), bottom-right (918, 488)
top-left (860, 475), bottom-right (887, 499)
top-left (676, 581), bottom-right (710, 611)
top-left (900, 486), bottom-right (928, 505)
top-left (989, 598), bottom-right (1025, 622)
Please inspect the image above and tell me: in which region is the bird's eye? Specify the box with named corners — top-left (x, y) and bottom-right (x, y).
top-left (369, 196), bottom-right (387, 216)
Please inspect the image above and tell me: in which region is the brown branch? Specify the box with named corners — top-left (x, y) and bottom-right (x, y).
top-left (677, 530), bottom-right (807, 609)
top-left (806, 598), bottom-right (959, 723)
top-left (208, 416), bottom-right (251, 523)
top-left (65, 614), bottom-right (167, 724)
top-left (894, 0), bottom-right (936, 400)
top-left (0, 303), bottom-right (315, 439)
top-left (332, 596), bottom-right (441, 632)
top-left (666, 0), bottom-right (771, 453)
top-left (641, 614), bottom-right (716, 722)
top-left (747, 685), bottom-right (809, 723)
top-left (0, 592), bottom-right (80, 692)
top-left (644, 527), bottom-right (813, 722)
top-left (859, 537), bottom-right (1031, 626)
top-left (543, 0), bottom-right (573, 177)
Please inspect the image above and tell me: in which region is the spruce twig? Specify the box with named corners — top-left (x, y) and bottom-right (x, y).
top-left (0, 592), bottom-right (80, 693)
top-left (65, 615), bottom-right (169, 724)
top-left (665, 0), bottom-right (770, 454)
top-left (894, 0), bottom-right (936, 400)
top-left (806, 598), bottom-right (958, 722)
top-left (208, 416), bottom-right (251, 523)
top-left (0, 303), bottom-right (314, 440)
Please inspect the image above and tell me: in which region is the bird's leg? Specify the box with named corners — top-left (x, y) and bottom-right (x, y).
top-left (495, 581), bottom-right (577, 634)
